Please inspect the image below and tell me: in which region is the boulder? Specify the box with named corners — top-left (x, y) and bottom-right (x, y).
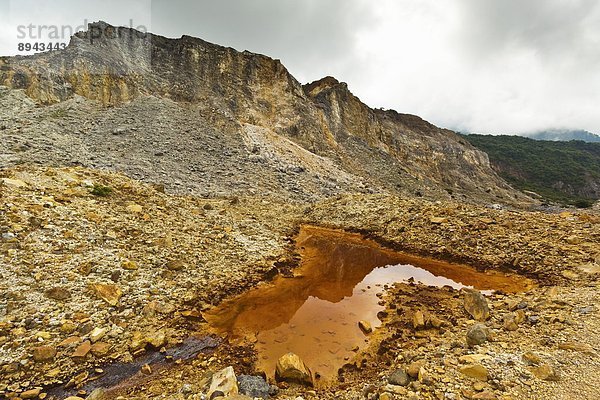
top-left (129, 330), bottom-right (167, 351)
top-left (90, 283), bottom-right (122, 306)
top-left (90, 342), bottom-right (111, 357)
top-left (459, 364), bottom-right (489, 381)
top-left (472, 391), bottom-right (497, 399)
top-left (463, 290), bottom-right (490, 321)
top-left (412, 310), bottom-right (425, 329)
top-left (1, 178), bottom-right (27, 187)
top-left (466, 323), bottom-right (490, 347)
top-left (86, 388), bottom-right (106, 400)
top-left (521, 351), bottom-right (542, 365)
top-left (358, 320), bottom-right (372, 334)
top-left (20, 388), bottom-right (41, 399)
top-left (166, 259), bottom-right (186, 271)
top-left (207, 366), bottom-right (239, 398)
top-left (407, 360), bottom-right (425, 378)
top-left (72, 340), bottom-right (92, 358)
top-left (530, 364), bottom-right (560, 381)
top-left (459, 354), bottom-right (490, 364)
top-left (89, 327), bottom-right (107, 343)
top-left (388, 368), bottom-right (410, 386)
top-left (275, 352), bottom-right (314, 386)
top-left (45, 287), bottom-right (71, 301)
top-left (32, 345), bottom-right (56, 362)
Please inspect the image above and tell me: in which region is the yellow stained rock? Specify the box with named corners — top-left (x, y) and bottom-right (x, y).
top-left (530, 364), bottom-right (560, 381)
top-left (121, 260), bottom-right (139, 270)
top-left (90, 283), bottom-right (122, 306)
top-left (32, 345), bottom-right (56, 362)
top-left (459, 363), bottom-right (489, 381)
top-left (558, 342), bottom-right (595, 354)
top-left (127, 203), bottom-right (143, 213)
top-left (358, 320), bottom-right (372, 334)
top-left (413, 310), bottom-right (425, 329)
top-left (20, 388), bottom-right (41, 399)
top-left (90, 342), bottom-right (111, 357)
top-left (1, 178), bottom-right (28, 187)
top-left (89, 327), bottom-right (107, 343)
top-left (58, 336), bottom-right (81, 347)
top-left (459, 354), bottom-right (491, 364)
top-left (430, 217), bottom-right (447, 224)
top-left (275, 352), bottom-right (314, 386)
top-left (72, 340), bottom-right (92, 358)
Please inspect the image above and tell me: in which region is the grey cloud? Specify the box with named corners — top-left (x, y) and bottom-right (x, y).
top-left (149, 0), bottom-right (377, 82)
top-left (456, 0), bottom-right (600, 65)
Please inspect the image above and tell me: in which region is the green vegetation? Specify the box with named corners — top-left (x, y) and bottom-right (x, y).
top-left (47, 108), bottom-right (69, 119)
top-left (461, 134), bottom-right (600, 207)
top-left (90, 184), bottom-right (113, 197)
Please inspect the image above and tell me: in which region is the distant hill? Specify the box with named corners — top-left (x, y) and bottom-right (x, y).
top-left (461, 134), bottom-right (600, 207)
top-left (525, 129), bottom-right (600, 143)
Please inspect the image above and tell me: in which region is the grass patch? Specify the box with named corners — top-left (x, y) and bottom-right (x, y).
top-left (48, 108), bottom-right (68, 119)
top-left (90, 184), bottom-right (113, 197)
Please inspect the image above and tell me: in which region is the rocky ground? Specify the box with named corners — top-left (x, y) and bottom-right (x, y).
top-left (303, 194), bottom-right (600, 284)
top-left (1, 166), bottom-right (599, 400)
top-left (0, 165), bottom-right (300, 398)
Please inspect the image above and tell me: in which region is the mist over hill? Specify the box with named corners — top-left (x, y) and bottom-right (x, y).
top-left (524, 129), bottom-right (600, 143)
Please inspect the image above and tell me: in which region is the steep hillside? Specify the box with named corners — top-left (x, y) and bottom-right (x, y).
top-left (0, 21), bottom-right (526, 204)
top-left (463, 134), bottom-right (600, 206)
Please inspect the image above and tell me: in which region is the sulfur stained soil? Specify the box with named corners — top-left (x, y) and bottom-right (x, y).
top-left (1, 165), bottom-right (599, 400)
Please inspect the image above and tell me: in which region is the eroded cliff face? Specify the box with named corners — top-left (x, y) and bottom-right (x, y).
top-left (0, 21), bottom-right (525, 203)
top-left (303, 77), bottom-right (505, 195)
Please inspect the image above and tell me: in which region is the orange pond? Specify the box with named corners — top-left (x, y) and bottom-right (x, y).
top-left (205, 225), bottom-right (533, 384)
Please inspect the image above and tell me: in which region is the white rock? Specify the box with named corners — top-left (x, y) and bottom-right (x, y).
top-left (89, 327), bottom-right (107, 343)
top-left (207, 366), bottom-right (238, 398)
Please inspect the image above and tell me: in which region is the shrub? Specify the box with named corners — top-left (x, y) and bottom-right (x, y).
top-left (90, 184), bottom-right (113, 197)
top-left (573, 199), bottom-right (593, 209)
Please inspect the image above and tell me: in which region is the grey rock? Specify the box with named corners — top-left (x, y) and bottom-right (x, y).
top-left (466, 323), bottom-right (490, 347)
top-left (577, 305), bottom-right (596, 314)
top-left (388, 368), bottom-right (411, 386)
top-left (180, 383), bottom-right (194, 394)
top-left (1, 232), bottom-right (16, 240)
top-left (237, 375), bottom-right (270, 398)
top-left (268, 385), bottom-right (279, 396)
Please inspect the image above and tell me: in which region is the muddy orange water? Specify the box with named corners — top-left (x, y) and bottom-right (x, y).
top-left (205, 225), bottom-right (533, 384)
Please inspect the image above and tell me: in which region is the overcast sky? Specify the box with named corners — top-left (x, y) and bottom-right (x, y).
top-left (1, 0), bottom-right (599, 134)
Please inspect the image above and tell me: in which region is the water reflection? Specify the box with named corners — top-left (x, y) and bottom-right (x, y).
top-left (205, 225), bottom-right (532, 382)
